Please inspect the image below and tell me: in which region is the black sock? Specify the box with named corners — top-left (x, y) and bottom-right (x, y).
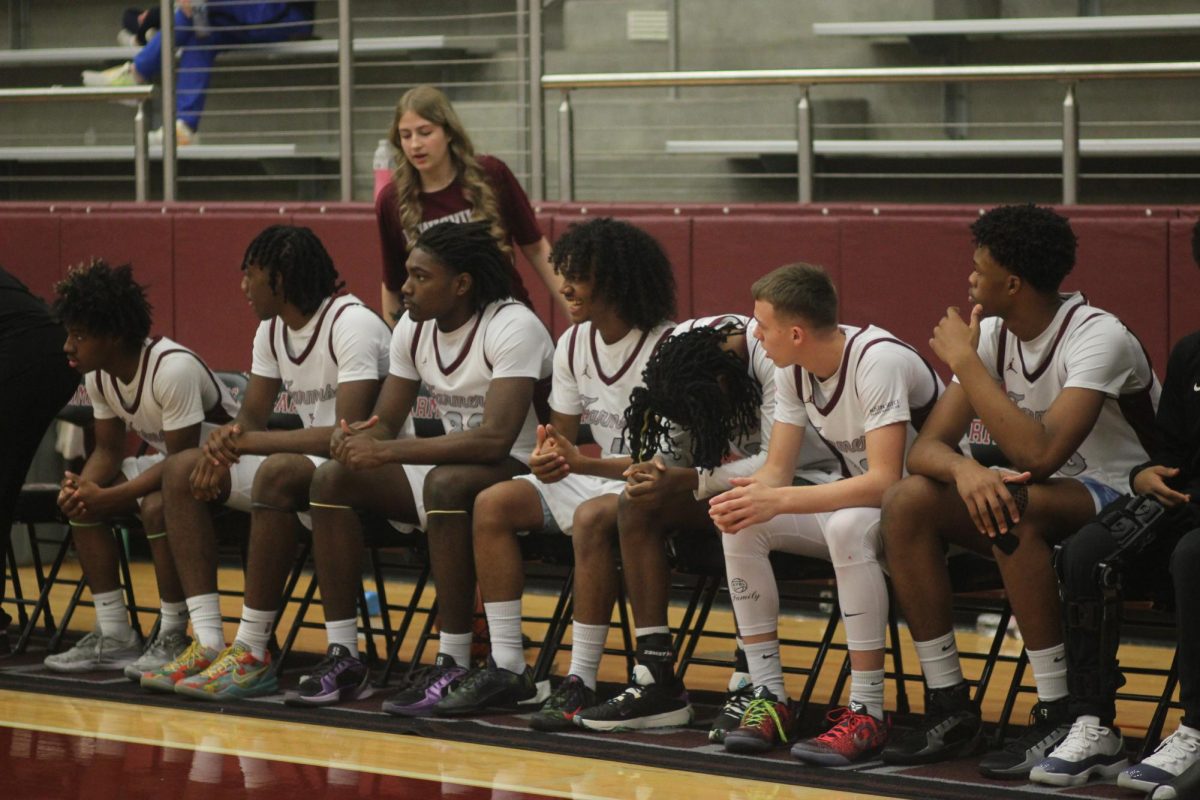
top-left (636, 633), bottom-right (676, 685)
top-left (734, 645), bottom-right (749, 674)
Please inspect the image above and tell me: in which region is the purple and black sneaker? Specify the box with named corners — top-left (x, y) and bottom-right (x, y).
top-left (381, 653), bottom-right (468, 717)
top-left (284, 643), bottom-right (370, 707)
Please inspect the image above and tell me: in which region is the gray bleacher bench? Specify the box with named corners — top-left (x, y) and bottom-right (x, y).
top-left (812, 13), bottom-right (1200, 41)
top-left (0, 35), bottom-right (454, 68)
top-left (665, 137), bottom-right (1200, 159)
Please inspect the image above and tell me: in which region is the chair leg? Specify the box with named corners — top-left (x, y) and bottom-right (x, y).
top-left (369, 548), bottom-right (395, 657)
top-left (377, 564), bottom-right (431, 687)
top-left (675, 575), bottom-right (721, 682)
top-left (532, 567), bottom-right (575, 682)
top-left (613, 579), bottom-right (636, 675)
top-left (15, 531), bottom-right (73, 655)
top-left (993, 648), bottom-right (1029, 745)
top-left (797, 597), bottom-right (842, 713)
top-left (1141, 649), bottom-right (1180, 761)
top-left (48, 578), bottom-right (87, 653)
top-left (5, 537), bottom-right (29, 629)
top-left (276, 572), bottom-right (319, 674)
top-left (886, 596), bottom-right (911, 715)
top-left (356, 584), bottom-right (379, 665)
top-left (405, 598), bottom-right (441, 680)
top-left (115, 528), bottom-right (145, 641)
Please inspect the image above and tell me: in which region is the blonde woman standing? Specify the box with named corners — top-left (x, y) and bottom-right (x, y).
top-left (375, 85), bottom-right (565, 324)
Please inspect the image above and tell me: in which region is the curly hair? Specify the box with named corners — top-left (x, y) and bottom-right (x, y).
top-left (52, 258), bottom-right (151, 349)
top-left (414, 221), bottom-right (513, 312)
top-left (624, 325), bottom-right (761, 468)
top-left (551, 217), bottom-right (676, 330)
top-left (241, 225), bottom-right (344, 316)
top-left (388, 85), bottom-right (511, 258)
top-left (970, 204), bottom-right (1077, 293)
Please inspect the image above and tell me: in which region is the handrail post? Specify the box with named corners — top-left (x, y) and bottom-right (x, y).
top-left (337, 0), bottom-right (353, 202)
top-left (530, 0), bottom-right (545, 201)
top-left (134, 98), bottom-right (149, 202)
top-left (516, 0), bottom-right (529, 185)
top-left (558, 90), bottom-right (574, 201)
top-left (160, 0), bottom-right (176, 201)
top-left (1062, 82), bottom-right (1079, 205)
top-left (667, 0), bottom-right (679, 100)
top-left (797, 85), bottom-right (814, 203)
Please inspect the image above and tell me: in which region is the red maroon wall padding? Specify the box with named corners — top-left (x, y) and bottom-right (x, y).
top-left (0, 213), bottom-right (61, 300)
top-left (1169, 219), bottom-right (1200, 350)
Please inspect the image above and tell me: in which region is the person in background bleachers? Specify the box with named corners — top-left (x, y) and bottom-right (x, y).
top-left (117, 7), bottom-right (160, 49)
top-left (375, 85), bottom-right (567, 325)
top-left (1029, 220), bottom-right (1200, 796)
top-left (150, 225), bottom-right (390, 701)
top-left (83, 1), bottom-right (315, 145)
top-left (44, 260), bottom-right (240, 677)
top-left (0, 266), bottom-right (78, 654)
top-left (880, 204), bottom-right (1160, 780)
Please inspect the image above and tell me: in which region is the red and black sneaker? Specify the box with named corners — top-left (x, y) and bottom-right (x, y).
top-left (723, 685), bottom-right (798, 754)
top-left (529, 674), bottom-right (596, 732)
top-left (791, 701), bottom-right (890, 766)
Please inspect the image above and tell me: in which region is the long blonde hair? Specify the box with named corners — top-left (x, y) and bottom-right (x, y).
top-left (388, 85), bottom-right (511, 257)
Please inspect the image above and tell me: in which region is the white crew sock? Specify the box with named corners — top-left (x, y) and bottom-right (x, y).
top-left (914, 632), bottom-right (964, 690)
top-left (186, 593), bottom-right (225, 651)
top-left (93, 588), bottom-right (133, 639)
top-left (485, 600), bottom-right (526, 674)
top-left (234, 606), bottom-right (274, 660)
top-left (325, 617), bottom-right (359, 657)
top-left (567, 622), bottom-right (609, 690)
top-left (1027, 643), bottom-right (1069, 702)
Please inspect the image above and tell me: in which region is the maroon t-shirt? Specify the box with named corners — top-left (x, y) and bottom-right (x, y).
top-left (375, 154), bottom-right (541, 304)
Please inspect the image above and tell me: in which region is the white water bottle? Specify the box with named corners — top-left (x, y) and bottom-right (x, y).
top-left (373, 138), bottom-right (395, 199)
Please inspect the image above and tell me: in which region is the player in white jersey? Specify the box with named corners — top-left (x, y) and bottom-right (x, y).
top-left (153, 226), bottom-right (390, 701)
top-left (537, 314), bottom-right (840, 736)
top-left (433, 218), bottom-right (679, 720)
top-left (281, 221), bottom-right (554, 710)
top-left (706, 264), bottom-right (943, 764)
top-left (45, 260), bottom-right (238, 676)
top-left (880, 204), bottom-right (1160, 779)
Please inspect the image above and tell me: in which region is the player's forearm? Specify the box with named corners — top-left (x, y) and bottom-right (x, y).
top-left (776, 471), bottom-right (890, 515)
top-left (575, 454), bottom-right (633, 481)
top-left (236, 427), bottom-right (335, 458)
top-left (79, 449), bottom-right (123, 486)
top-left (907, 436), bottom-right (975, 483)
top-left (697, 452), bottom-right (767, 499)
top-left (955, 359), bottom-right (1054, 473)
top-left (381, 428), bottom-right (517, 465)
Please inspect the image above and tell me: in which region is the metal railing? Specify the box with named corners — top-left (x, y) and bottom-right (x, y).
top-left (0, 85), bottom-right (155, 200)
top-left (542, 61), bottom-right (1200, 204)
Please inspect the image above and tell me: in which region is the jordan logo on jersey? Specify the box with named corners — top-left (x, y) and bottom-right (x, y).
top-left (1006, 357), bottom-right (1018, 375)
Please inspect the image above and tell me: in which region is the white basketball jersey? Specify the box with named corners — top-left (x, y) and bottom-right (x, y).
top-left (552, 320), bottom-right (676, 459)
top-left (974, 292), bottom-right (1159, 491)
top-left (777, 324), bottom-right (943, 478)
top-left (251, 293), bottom-right (391, 429)
top-left (390, 298), bottom-right (554, 464)
top-left (673, 315), bottom-right (841, 483)
top-left (88, 336), bottom-right (239, 452)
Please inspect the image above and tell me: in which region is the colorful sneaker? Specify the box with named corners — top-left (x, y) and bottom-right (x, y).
top-left (881, 682), bottom-right (981, 765)
top-left (575, 664), bottom-right (693, 732)
top-left (709, 672), bottom-right (754, 744)
top-left (434, 659), bottom-right (537, 716)
top-left (529, 674), bottom-right (596, 732)
top-left (44, 628), bottom-right (142, 673)
top-left (140, 639), bottom-right (220, 692)
top-left (123, 629), bottom-right (191, 682)
top-left (381, 654), bottom-right (468, 717)
top-left (1029, 715), bottom-right (1128, 787)
top-left (174, 641), bottom-right (277, 701)
top-left (723, 685), bottom-right (798, 754)
top-left (791, 701), bottom-right (890, 766)
top-left (1119, 724), bottom-right (1200, 793)
top-left (283, 644), bottom-right (371, 707)
top-left (978, 696), bottom-right (1071, 779)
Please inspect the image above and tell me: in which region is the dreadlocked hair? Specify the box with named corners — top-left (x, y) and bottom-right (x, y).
top-left (624, 326), bottom-right (761, 469)
top-left (414, 221), bottom-right (513, 312)
top-left (242, 225), bottom-right (344, 316)
top-left (551, 217), bottom-right (676, 330)
top-left (53, 258), bottom-right (152, 349)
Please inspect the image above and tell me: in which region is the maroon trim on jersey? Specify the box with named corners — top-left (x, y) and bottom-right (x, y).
top-left (151, 348), bottom-right (234, 425)
top-left (434, 311), bottom-right (484, 376)
top-left (857, 337), bottom-right (941, 432)
top-left (110, 336), bottom-right (162, 415)
top-left (1009, 300), bottom-right (1089, 383)
top-left (278, 297), bottom-right (338, 367)
top-left (480, 302), bottom-right (524, 372)
top-left (590, 325), bottom-right (651, 387)
top-left (326, 302), bottom-right (382, 366)
top-left (796, 327), bottom-right (869, 416)
top-left (567, 325), bottom-right (580, 378)
top-left (810, 428), bottom-right (853, 480)
top-left (410, 321), bottom-right (424, 363)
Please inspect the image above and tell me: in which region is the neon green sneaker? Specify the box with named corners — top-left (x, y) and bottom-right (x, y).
top-left (140, 639), bottom-right (221, 693)
top-left (174, 641), bottom-right (277, 701)
top-left (81, 61), bottom-right (139, 88)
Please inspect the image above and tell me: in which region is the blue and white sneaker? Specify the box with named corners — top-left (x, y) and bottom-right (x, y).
top-left (1030, 715), bottom-right (1128, 787)
top-left (1119, 724), bottom-right (1200, 793)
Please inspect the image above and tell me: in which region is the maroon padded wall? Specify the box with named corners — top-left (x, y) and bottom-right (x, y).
top-left (1169, 219), bottom-right (1200, 349)
top-left (292, 213), bottom-right (381, 305)
top-left (0, 213), bottom-right (61, 300)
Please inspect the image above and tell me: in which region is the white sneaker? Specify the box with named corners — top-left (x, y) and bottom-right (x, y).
top-left (1120, 724), bottom-right (1200, 792)
top-left (116, 29), bottom-right (138, 49)
top-left (44, 628), bottom-right (143, 673)
top-left (1030, 715), bottom-right (1128, 787)
top-left (148, 120), bottom-right (199, 147)
top-left (123, 629), bottom-right (192, 682)
top-left (82, 61), bottom-right (139, 88)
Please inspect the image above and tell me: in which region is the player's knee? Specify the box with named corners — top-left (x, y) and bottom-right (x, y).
top-left (1170, 529), bottom-right (1200, 581)
top-left (572, 498), bottom-right (616, 554)
top-left (615, 492), bottom-right (655, 536)
top-left (138, 491), bottom-right (165, 532)
top-left (472, 482), bottom-right (520, 534)
top-left (825, 512), bottom-right (882, 568)
top-left (720, 520), bottom-right (769, 560)
top-left (1058, 521), bottom-right (1114, 591)
top-left (251, 453), bottom-right (312, 509)
top-left (880, 475), bottom-right (939, 547)
top-left (309, 459), bottom-right (354, 505)
top-left (162, 448), bottom-right (202, 496)
top-left (423, 465), bottom-right (474, 512)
